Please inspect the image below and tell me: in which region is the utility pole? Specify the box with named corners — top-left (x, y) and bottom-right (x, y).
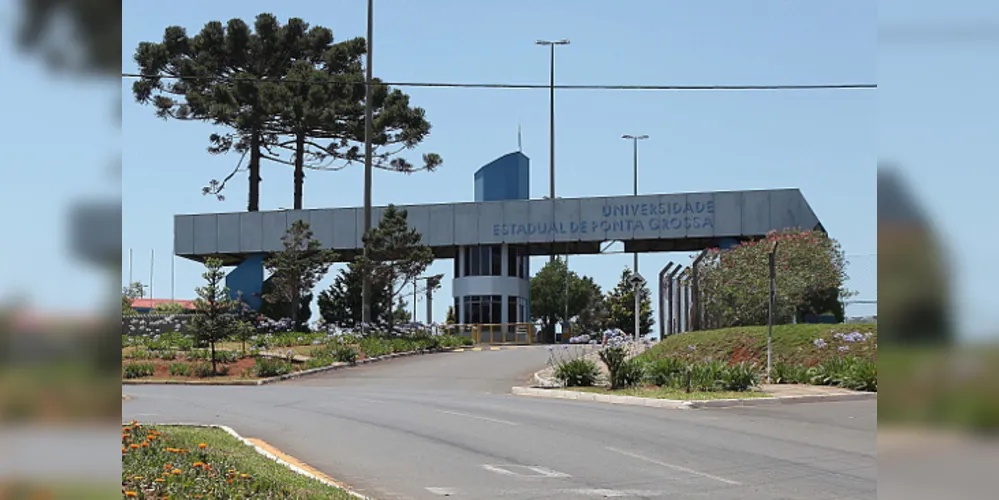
top-left (361, 0), bottom-right (375, 331)
top-left (622, 134), bottom-right (648, 291)
top-left (536, 39), bottom-right (569, 263)
top-left (767, 241), bottom-right (779, 383)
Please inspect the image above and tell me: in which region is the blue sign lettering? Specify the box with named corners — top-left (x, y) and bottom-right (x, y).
top-left (492, 198), bottom-right (715, 237)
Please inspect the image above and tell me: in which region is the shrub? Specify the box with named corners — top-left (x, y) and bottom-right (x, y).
top-left (554, 358), bottom-right (600, 387)
top-left (598, 346), bottom-right (630, 389)
top-left (254, 357), bottom-right (292, 378)
top-left (168, 363), bottom-right (191, 377)
top-left (359, 338), bottom-right (391, 358)
top-left (612, 359), bottom-right (646, 389)
top-left (808, 357), bottom-right (877, 392)
top-left (213, 350), bottom-right (240, 364)
top-left (122, 362), bottom-right (155, 379)
top-left (191, 362), bottom-right (213, 377)
top-left (720, 362), bottom-right (759, 391)
top-left (155, 350), bottom-right (177, 361)
top-left (185, 349), bottom-right (210, 361)
top-left (125, 348), bottom-right (152, 360)
top-left (773, 362), bottom-right (809, 384)
top-left (688, 361), bottom-right (731, 392)
top-left (644, 357), bottom-right (686, 387)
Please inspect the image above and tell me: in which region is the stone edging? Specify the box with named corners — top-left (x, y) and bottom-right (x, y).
top-left (125, 422), bottom-right (368, 499)
top-left (511, 386), bottom-right (877, 409)
top-left (122, 348), bottom-right (456, 386)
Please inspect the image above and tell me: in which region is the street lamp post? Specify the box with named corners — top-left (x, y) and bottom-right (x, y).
top-left (622, 134), bottom-right (648, 339)
top-left (536, 39), bottom-right (569, 263)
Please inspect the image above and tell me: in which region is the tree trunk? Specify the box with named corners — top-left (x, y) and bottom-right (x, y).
top-left (386, 271), bottom-right (396, 336)
top-left (248, 129), bottom-right (262, 212)
top-left (293, 131), bottom-right (305, 210)
top-left (210, 333), bottom-right (217, 376)
top-left (290, 288), bottom-right (300, 332)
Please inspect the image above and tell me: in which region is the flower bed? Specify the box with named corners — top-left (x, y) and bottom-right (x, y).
top-left (547, 325), bottom-right (877, 394)
top-left (122, 330), bottom-right (472, 382)
top-left (121, 421), bottom-right (353, 499)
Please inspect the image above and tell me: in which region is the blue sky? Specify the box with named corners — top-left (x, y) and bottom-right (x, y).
top-left (116, 0), bottom-right (880, 331)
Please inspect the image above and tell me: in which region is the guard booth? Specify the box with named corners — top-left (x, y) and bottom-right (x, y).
top-left (442, 323), bottom-right (537, 345)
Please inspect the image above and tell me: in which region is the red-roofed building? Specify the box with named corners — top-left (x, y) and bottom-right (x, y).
top-left (129, 299), bottom-right (196, 313)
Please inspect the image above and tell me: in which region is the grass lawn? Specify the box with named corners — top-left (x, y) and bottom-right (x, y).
top-left (573, 386), bottom-right (770, 401)
top-left (122, 423), bottom-right (354, 499)
top-left (641, 323), bottom-right (877, 367)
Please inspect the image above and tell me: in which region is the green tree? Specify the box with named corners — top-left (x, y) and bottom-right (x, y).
top-left (122, 281), bottom-right (146, 300)
top-left (529, 259), bottom-right (596, 343)
top-left (268, 57), bottom-right (442, 209)
top-left (122, 296), bottom-right (138, 317)
top-left (355, 205), bottom-right (435, 334)
top-left (259, 276), bottom-right (313, 327)
top-left (697, 229), bottom-right (851, 328)
top-left (132, 14), bottom-right (320, 211)
top-left (575, 277), bottom-right (608, 334)
top-left (445, 305), bottom-right (457, 325)
top-left (605, 267), bottom-right (655, 338)
top-left (317, 262), bottom-right (393, 328)
top-left (263, 221), bottom-right (336, 331)
top-left (190, 258), bottom-right (239, 375)
top-left (132, 14), bottom-right (442, 212)
top-left (393, 297), bottom-right (412, 325)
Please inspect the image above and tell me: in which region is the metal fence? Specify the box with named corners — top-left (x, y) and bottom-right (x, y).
top-left (655, 251), bottom-right (876, 336)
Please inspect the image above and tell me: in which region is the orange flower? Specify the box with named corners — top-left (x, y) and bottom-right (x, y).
top-left (140, 442), bottom-right (150, 448)
top-left (240, 473), bottom-right (249, 479)
top-left (125, 492), bottom-right (137, 497)
top-left (121, 447), bottom-right (127, 453)
top-left (172, 469), bottom-right (182, 475)
top-left (164, 464), bottom-right (173, 470)
top-left (192, 462), bottom-right (204, 468)
top-left (129, 444), bottom-right (140, 449)
top-left (154, 478), bottom-right (165, 483)
top-left (147, 435), bottom-right (158, 440)
top-left (227, 479), bottom-right (233, 484)
top-left (198, 443), bottom-right (207, 449)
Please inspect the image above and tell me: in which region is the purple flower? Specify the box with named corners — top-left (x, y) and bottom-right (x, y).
top-left (838, 345), bottom-right (850, 352)
top-left (814, 338), bottom-right (827, 349)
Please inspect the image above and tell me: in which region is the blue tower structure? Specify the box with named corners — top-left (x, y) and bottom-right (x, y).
top-left (452, 152), bottom-right (531, 333)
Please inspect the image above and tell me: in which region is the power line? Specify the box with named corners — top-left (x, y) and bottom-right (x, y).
top-left (120, 73), bottom-right (876, 91)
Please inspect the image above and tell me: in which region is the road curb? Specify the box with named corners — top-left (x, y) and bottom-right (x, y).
top-left (510, 386), bottom-right (876, 409)
top-left (122, 348), bottom-right (456, 386)
top-left (124, 422), bottom-right (369, 499)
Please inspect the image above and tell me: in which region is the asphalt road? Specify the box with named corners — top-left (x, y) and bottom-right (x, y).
top-left (122, 347), bottom-right (876, 500)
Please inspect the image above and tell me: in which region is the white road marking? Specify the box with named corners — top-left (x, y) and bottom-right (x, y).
top-left (482, 464), bottom-right (520, 476)
top-left (480, 464), bottom-right (571, 478)
top-left (605, 447), bottom-right (741, 485)
top-left (437, 410), bottom-right (518, 426)
top-left (426, 486), bottom-right (457, 495)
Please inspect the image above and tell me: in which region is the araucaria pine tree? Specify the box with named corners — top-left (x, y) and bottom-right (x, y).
top-left (191, 258), bottom-right (238, 376)
top-left (605, 267), bottom-right (655, 338)
top-left (264, 221), bottom-right (337, 331)
top-left (355, 205), bottom-right (436, 335)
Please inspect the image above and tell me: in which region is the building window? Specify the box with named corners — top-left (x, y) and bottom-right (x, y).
top-left (518, 297), bottom-right (528, 324)
top-left (491, 246), bottom-right (502, 276)
top-left (507, 296), bottom-right (517, 323)
top-left (507, 246), bottom-right (518, 277)
top-left (463, 248), bottom-right (471, 277)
